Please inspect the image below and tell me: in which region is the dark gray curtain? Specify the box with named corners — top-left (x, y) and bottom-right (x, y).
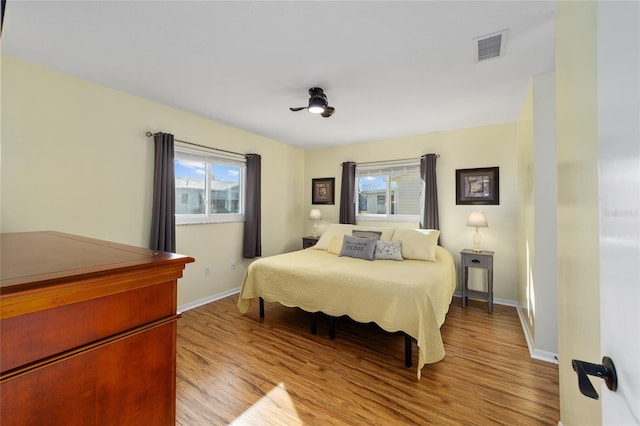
top-left (150, 132), bottom-right (176, 252)
top-left (420, 153), bottom-right (439, 230)
top-left (339, 161), bottom-right (356, 224)
top-left (1, 0), bottom-right (6, 36)
top-left (243, 154), bottom-right (262, 258)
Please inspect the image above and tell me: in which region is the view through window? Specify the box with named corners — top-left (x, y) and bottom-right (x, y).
top-left (174, 146), bottom-right (245, 224)
top-left (356, 163), bottom-right (421, 220)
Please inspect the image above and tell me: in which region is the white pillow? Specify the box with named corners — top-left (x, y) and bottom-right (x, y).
top-left (313, 224), bottom-right (395, 250)
top-left (391, 228), bottom-right (440, 262)
top-left (327, 236), bottom-right (344, 255)
top-left (312, 224), bottom-right (357, 250)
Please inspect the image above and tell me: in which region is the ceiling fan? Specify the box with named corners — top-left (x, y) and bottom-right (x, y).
top-left (290, 87), bottom-right (335, 118)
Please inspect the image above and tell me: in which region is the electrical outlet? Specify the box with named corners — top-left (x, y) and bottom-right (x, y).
top-left (204, 267), bottom-right (211, 276)
top-left (230, 261), bottom-right (236, 270)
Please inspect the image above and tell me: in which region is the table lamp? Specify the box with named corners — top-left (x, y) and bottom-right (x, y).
top-left (310, 209), bottom-right (322, 237)
top-left (466, 211), bottom-right (488, 252)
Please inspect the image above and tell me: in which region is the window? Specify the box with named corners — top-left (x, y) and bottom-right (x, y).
top-left (356, 162), bottom-right (421, 221)
top-left (174, 146), bottom-right (245, 224)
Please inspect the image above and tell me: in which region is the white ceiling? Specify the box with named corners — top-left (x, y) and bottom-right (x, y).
top-left (2, 1), bottom-right (557, 149)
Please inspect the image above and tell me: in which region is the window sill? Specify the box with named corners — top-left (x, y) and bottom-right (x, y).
top-left (176, 214), bottom-right (245, 225)
top-left (356, 214), bottom-right (420, 223)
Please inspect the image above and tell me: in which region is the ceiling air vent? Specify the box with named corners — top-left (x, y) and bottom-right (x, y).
top-left (474, 29), bottom-right (508, 63)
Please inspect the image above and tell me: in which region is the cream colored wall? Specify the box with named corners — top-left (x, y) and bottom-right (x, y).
top-left (556, 1), bottom-right (601, 424)
top-left (532, 71), bottom-right (558, 356)
top-left (517, 82), bottom-right (536, 342)
top-left (304, 123), bottom-right (520, 301)
top-left (516, 72), bottom-right (559, 360)
top-left (1, 55), bottom-right (305, 307)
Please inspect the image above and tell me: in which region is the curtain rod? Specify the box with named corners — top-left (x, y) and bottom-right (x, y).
top-left (145, 132), bottom-right (245, 158)
top-left (353, 154), bottom-right (440, 167)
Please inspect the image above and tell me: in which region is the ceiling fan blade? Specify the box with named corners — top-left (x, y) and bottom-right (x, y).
top-left (321, 106), bottom-right (335, 118)
top-left (289, 106), bottom-right (307, 112)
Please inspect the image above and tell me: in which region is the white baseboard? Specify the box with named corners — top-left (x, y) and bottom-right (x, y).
top-left (454, 291), bottom-right (558, 364)
top-left (493, 296), bottom-right (518, 307)
top-left (515, 305), bottom-right (559, 364)
top-left (452, 291), bottom-right (517, 308)
top-left (178, 287), bottom-right (240, 313)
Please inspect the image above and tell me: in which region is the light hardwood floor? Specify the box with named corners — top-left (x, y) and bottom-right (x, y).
top-left (176, 296), bottom-right (559, 425)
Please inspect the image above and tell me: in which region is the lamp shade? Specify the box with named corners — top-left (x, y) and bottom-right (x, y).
top-left (466, 211), bottom-right (488, 227)
top-left (309, 209), bottom-right (322, 220)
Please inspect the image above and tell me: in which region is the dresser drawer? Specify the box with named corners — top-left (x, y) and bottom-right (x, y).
top-left (462, 254), bottom-right (491, 268)
top-left (1, 319), bottom-right (178, 426)
top-left (1, 280), bottom-right (176, 373)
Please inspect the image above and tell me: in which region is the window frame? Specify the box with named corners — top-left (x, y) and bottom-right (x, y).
top-left (174, 145), bottom-right (246, 225)
top-left (355, 161), bottom-right (422, 223)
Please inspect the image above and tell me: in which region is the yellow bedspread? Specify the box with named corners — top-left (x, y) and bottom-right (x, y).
top-left (237, 246), bottom-right (456, 379)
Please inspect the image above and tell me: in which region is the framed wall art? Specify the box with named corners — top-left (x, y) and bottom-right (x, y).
top-left (456, 167), bottom-right (499, 205)
top-left (312, 177), bottom-right (335, 205)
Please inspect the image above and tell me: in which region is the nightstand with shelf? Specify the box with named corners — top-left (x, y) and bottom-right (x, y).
top-left (302, 236), bottom-right (320, 249)
top-left (460, 249), bottom-right (495, 313)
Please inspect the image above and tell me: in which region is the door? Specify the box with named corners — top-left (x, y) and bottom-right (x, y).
top-left (598, 2), bottom-right (640, 424)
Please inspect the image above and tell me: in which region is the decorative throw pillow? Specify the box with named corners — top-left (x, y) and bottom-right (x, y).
top-left (391, 228), bottom-right (440, 262)
top-left (352, 230), bottom-right (383, 240)
top-left (374, 240), bottom-right (403, 261)
top-left (327, 236), bottom-right (344, 255)
top-left (353, 226), bottom-right (395, 241)
top-left (338, 235), bottom-right (377, 261)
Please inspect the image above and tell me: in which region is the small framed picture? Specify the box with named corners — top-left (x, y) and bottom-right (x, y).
top-left (312, 177), bottom-right (335, 205)
top-left (456, 167), bottom-right (499, 205)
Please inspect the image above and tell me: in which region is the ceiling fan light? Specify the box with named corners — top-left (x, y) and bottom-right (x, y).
top-left (308, 97), bottom-right (326, 113)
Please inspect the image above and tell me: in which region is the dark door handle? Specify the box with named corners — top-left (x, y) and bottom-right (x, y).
top-left (571, 356), bottom-right (618, 400)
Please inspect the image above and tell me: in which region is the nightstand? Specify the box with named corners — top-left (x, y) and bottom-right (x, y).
top-left (302, 236), bottom-right (320, 249)
top-left (460, 249), bottom-right (495, 313)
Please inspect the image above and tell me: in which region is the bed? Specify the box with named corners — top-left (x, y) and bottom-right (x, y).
top-left (237, 224), bottom-right (456, 379)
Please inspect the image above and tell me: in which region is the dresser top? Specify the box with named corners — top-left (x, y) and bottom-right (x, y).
top-left (1, 231), bottom-right (194, 292)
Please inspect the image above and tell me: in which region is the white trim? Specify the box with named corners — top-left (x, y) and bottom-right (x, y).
top-left (355, 214), bottom-right (420, 223)
top-left (452, 291), bottom-right (517, 307)
top-left (516, 305), bottom-right (559, 364)
top-left (178, 287), bottom-right (240, 312)
top-left (177, 214), bottom-right (245, 225)
top-left (454, 292), bottom-right (559, 364)
top-left (356, 160), bottom-right (420, 172)
top-left (175, 142), bottom-right (246, 162)
top-left (493, 296), bottom-right (517, 307)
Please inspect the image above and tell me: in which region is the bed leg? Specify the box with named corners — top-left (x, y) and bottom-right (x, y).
top-left (311, 312), bottom-right (317, 335)
top-left (329, 316), bottom-right (335, 339)
top-left (259, 297), bottom-right (264, 318)
top-left (404, 334), bottom-right (412, 368)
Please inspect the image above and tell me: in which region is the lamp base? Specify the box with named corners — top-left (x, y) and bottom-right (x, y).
top-left (312, 221), bottom-right (318, 238)
top-left (472, 228), bottom-right (482, 253)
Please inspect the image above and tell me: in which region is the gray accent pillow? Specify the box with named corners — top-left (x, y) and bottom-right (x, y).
top-left (339, 235), bottom-right (377, 261)
top-left (374, 240), bottom-right (403, 261)
top-left (351, 230), bottom-right (382, 240)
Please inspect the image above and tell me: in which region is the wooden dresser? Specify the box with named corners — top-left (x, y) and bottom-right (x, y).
top-left (0, 231), bottom-right (194, 425)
